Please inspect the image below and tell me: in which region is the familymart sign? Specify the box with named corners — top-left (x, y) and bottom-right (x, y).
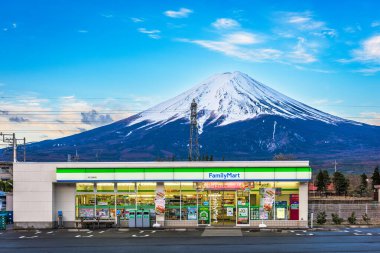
top-left (56, 167), bottom-right (311, 182)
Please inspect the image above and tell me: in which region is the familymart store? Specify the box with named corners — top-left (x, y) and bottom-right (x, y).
top-left (13, 161), bottom-right (311, 229)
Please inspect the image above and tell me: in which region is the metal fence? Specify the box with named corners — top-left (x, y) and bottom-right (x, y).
top-left (309, 203), bottom-right (380, 224)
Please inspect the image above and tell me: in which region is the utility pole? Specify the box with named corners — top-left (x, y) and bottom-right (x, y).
top-left (0, 132), bottom-right (26, 162)
top-left (188, 99), bottom-right (200, 161)
top-left (334, 160), bottom-right (337, 173)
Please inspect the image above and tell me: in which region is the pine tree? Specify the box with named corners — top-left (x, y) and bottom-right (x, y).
top-left (315, 170), bottom-right (330, 196)
top-left (333, 172), bottom-right (349, 196)
top-left (359, 173), bottom-right (368, 197)
top-left (371, 166), bottom-right (380, 189)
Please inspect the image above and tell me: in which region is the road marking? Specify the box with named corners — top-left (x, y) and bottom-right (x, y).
top-left (139, 231), bottom-right (144, 234)
top-left (290, 230), bottom-right (294, 233)
top-left (98, 231), bottom-right (105, 234)
top-left (87, 231), bottom-right (93, 234)
top-left (151, 231), bottom-right (156, 233)
top-left (302, 230), bottom-right (306, 233)
top-left (47, 231), bottom-right (54, 234)
top-left (75, 235), bottom-right (81, 238)
top-left (132, 234), bottom-right (150, 238)
top-left (296, 233), bottom-right (302, 236)
top-left (20, 236), bottom-right (38, 239)
top-left (308, 233), bottom-right (314, 236)
top-left (354, 230), bottom-right (362, 233)
top-left (367, 233), bottom-right (372, 235)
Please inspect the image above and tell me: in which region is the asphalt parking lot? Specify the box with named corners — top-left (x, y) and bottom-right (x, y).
top-left (1, 227), bottom-right (380, 253)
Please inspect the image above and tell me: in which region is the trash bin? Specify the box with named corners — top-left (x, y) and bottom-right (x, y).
top-left (136, 210), bottom-right (143, 228)
top-left (143, 211), bottom-right (150, 228)
top-left (57, 210), bottom-right (63, 228)
top-left (0, 214), bottom-right (6, 230)
top-left (128, 210), bottom-right (136, 228)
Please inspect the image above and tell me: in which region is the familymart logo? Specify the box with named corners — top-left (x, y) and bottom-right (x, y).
top-left (207, 172), bottom-right (241, 180)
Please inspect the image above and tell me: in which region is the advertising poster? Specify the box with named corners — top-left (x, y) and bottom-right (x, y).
top-left (187, 207), bottom-right (197, 220)
top-left (198, 206), bottom-right (210, 224)
top-left (227, 207), bottom-right (234, 217)
top-left (79, 208), bottom-right (94, 218)
top-left (154, 187), bottom-right (165, 215)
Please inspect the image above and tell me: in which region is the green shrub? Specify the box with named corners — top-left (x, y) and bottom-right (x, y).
top-left (316, 211), bottom-right (327, 225)
top-left (362, 213), bottom-right (371, 225)
top-left (331, 213), bottom-right (344, 225)
top-left (348, 212), bottom-right (356, 225)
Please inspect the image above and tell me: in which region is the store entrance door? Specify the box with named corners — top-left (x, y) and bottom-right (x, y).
top-left (209, 190), bottom-right (236, 226)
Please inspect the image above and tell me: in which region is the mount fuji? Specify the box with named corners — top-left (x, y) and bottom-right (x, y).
top-left (11, 71), bottom-right (380, 169)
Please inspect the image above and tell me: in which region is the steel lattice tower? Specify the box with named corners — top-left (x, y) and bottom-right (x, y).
top-left (188, 99), bottom-right (200, 161)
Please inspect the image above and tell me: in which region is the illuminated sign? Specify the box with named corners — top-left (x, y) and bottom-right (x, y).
top-left (206, 172), bottom-right (241, 180)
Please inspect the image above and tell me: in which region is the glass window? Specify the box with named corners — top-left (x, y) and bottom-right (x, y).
top-left (165, 182), bottom-right (180, 220)
top-left (136, 182), bottom-right (155, 211)
top-left (76, 183), bottom-right (94, 192)
top-left (75, 194), bottom-right (95, 219)
top-left (97, 183), bottom-right (114, 192)
top-left (116, 194), bottom-right (137, 220)
top-left (181, 183), bottom-right (197, 221)
top-left (117, 183), bottom-right (135, 192)
top-left (96, 194), bottom-right (115, 219)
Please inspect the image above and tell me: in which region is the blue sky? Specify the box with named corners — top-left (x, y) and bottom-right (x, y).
top-left (1, 0), bottom-right (380, 141)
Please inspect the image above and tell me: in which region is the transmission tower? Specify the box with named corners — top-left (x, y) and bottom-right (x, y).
top-left (188, 99), bottom-right (200, 161)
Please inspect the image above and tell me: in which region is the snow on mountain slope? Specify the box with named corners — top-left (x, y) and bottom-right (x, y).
top-left (129, 71), bottom-right (356, 133)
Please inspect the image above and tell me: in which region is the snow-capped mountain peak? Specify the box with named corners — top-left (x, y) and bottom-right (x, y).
top-left (129, 71), bottom-right (353, 132)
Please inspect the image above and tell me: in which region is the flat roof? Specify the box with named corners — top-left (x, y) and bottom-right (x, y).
top-left (17, 161), bottom-right (310, 168)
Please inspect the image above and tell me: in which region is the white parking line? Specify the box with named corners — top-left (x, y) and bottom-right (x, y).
top-left (87, 231), bottom-right (93, 234)
top-left (151, 231), bottom-right (156, 233)
top-left (19, 235), bottom-right (38, 239)
top-left (367, 233), bottom-right (372, 235)
top-left (132, 234), bottom-right (149, 238)
top-left (99, 231), bottom-right (105, 234)
top-left (139, 231), bottom-right (144, 234)
top-left (47, 231), bottom-right (54, 234)
top-left (75, 235), bottom-right (81, 238)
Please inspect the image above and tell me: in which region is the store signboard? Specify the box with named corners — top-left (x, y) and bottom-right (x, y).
top-left (56, 167), bottom-right (311, 182)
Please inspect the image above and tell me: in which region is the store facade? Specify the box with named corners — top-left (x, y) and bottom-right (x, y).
top-left (13, 161), bottom-right (311, 229)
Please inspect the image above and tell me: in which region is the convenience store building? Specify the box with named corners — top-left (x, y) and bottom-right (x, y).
top-left (13, 161), bottom-right (311, 229)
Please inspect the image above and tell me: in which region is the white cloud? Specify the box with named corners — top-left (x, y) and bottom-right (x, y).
top-left (12, 23), bottom-right (17, 29)
top-left (280, 11), bottom-right (336, 37)
top-left (312, 99), bottom-right (343, 106)
top-left (359, 112), bottom-right (380, 126)
top-left (131, 17), bottom-right (144, 23)
top-left (212, 18), bottom-right (240, 29)
top-left (371, 21), bottom-right (380, 28)
top-left (101, 14), bottom-right (113, 18)
top-left (344, 24), bottom-right (362, 33)
top-left (164, 8), bottom-right (192, 18)
top-left (287, 37), bottom-right (317, 63)
top-left (180, 38), bottom-right (282, 62)
top-left (352, 35), bottom-right (380, 63)
top-left (223, 32), bottom-right (260, 45)
top-left (138, 28), bottom-right (161, 39)
top-left (355, 67), bottom-right (380, 75)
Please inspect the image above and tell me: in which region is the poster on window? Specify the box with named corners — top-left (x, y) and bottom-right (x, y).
top-left (260, 188), bottom-right (275, 212)
top-left (227, 207), bottom-right (234, 217)
top-left (187, 207), bottom-right (197, 220)
top-left (79, 208), bottom-right (94, 218)
top-left (155, 187), bottom-right (166, 215)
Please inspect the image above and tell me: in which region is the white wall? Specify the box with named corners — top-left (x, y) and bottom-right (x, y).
top-left (13, 163), bottom-right (56, 224)
top-left (299, 182), bottom-right (308, 222)
top-left (53, 183), bottom-right (76, 222)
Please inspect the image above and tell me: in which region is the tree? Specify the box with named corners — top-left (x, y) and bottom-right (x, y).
top-left (371, 166), bottom-right (380, 189)
top-left (316, 170), bottom-right (331, 196)
top-left (0, 180), bottom-right (13, 192)
top-left (358, 173), bottom-right (368, 197)
top-left (332, 172), bottom-right (349, 196)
